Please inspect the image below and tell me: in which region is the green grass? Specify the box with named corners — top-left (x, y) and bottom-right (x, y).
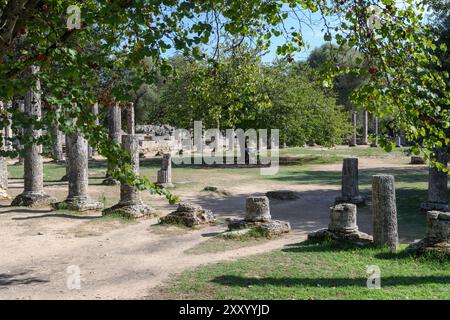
top-left (158, 241), bottom-right (450, 300)
top-left (185, 237), bottom-right (271, 255)
top-left (281, 146), bottom-right (410, 158)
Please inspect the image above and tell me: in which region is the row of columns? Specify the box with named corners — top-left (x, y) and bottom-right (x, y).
top-left (336, 155), bottom-right (449, 251)
top-left (349, 110), bottom-right (379, 147)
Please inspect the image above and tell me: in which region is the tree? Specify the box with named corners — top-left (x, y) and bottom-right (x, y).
top-left (1, 0), bottom-right (449, 191)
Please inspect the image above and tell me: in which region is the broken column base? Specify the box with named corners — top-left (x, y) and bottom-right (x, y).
top-left (226, 219), bottom-right (291, 238)
top-left (420, 201), bottom-right (450, 213)
top-left (160, 202), bottom-right (215, 227)
top-left (11, 192), bottom-right (57, 208)
top-left (410, 156), bottom-right (426, 165)
top-left (335, 195), bottom-right (365, 206)
top-left (406, 211), bottom-right (450, 254)
top-left (52, 197), bottom-right (103, 212)
top-left (308, 228), bottom-right (373, 245)
top-left (406, 238), bottom-right (450, 255)
top-left (103, 203), bottom-right (154, 219)
top-left (265, 190), bottom-right (299, 201)
top-left (102, 177), bottom-right (119, 186)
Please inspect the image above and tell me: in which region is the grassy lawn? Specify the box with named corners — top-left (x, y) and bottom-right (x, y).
top-left (281, 146), bottom-right (410, 158)
top-left (157, 241), bottom-right (450, 300)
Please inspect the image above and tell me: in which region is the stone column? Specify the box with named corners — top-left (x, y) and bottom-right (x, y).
top-left (328, 203), bottom-right (358, 233)
top-left (395, 135), bottom-right (402, 148)
top-left (335, 158), bottom-right (364, 205)
top-left (372, 175), bottom-right (399, 251)
top-left (156, 153), bottom-right (174, 188)
top-left (421, 148), bottom-right (449, 212)
top-left (126, 102), bottom-right (135, 135)
top-left (11, 66), bottom-right (56, 207)
top-left (16, 99), bottom-right (25, 164)
top-left (61, 134), bottom-right (70, 181)
top-left (245, 196), bottom-right (271, 222)
top-left (362, 110), bottom-right (368, 145)
top-left (0, 156), bottom-right (8, 199)
top-left (370, 116), bottom-right (379, 148)
top-left (0, 101), bottom-right (9, 199)
top-left (406, 211), bottom-right (450, 253)
top-left (88, 102), bottom-right (99, 158)
top-left (349, 112), bottom-right (357, 147)
top-left (51, 119), bottom-right (64, 163)
top-left (53, 133), bottom-right (102, 211)
top-left (103, 135), bottom-right (152, 218)
top-left (102, 102), bottom-right (122, 185)
top-left (4, 101), bottom-right (13, 151)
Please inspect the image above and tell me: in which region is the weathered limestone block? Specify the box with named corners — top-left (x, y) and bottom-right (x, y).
top-left (202, 186), bottom-right (231, 196)
top-left (328, 203), bottom-right (358, 233)
top-left (411, 156), bottom-right (426, 165)
top-left (335, 158), bottom-right (365, 205)
top-left (53, 133), bottom-right (103, 211)
top-left (156, 153), bottom-right (173, 188)
top-left (103, 135), bottom-right (153, 219)
top-left (265, 190), bottom-right (299, 201)
top-left (11, 66), bottom-right (56, 207)
top-left (245, 196), bottom-right (271, 222)
top-left (308, 204), bottom-right (372, 245)
top-left (406, 211), bottom-right (450, 254)
top-left (160, 202), bottom-right (215, 227)
top-left (226, 196), bottom-right (291, 237)
top-left (420, 149), bottom-right (449, 212)
top-left (372, 175), bottom-right (399, 251)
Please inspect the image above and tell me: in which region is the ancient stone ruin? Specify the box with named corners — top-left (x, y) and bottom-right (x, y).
top-left (102, 102), bottom-right (122, 185)
top-left (160, 202), bottom-right (215, 227)
top-left (335, 158), bottom-right (365, 205)
top-left (372, 175), bottom-right (399, 252)
top-left (410, 156), bottom-right (426, 165)
top-left (11, 66), bottom-right (56, 207)
top-left (53, 133), bottom-right (103, 211)
top-left (265, 190), bottom-right (299, 201)
top-left (156, 153), bottom-right (174, 188)
top-left (420, 148), bottom-right (449, 212)
top-left (88, 102), bottom-right (99, 158)
top-left (0, 156), bottom-right (9, 199)
top-left (226, 196), bottom-right (291, 237)
top-left (103, 135), bottom-right (153, 219)
top-left (308, 203), bottom-right (372, 244)
top-left (407, 211), bottom-right (450, 253)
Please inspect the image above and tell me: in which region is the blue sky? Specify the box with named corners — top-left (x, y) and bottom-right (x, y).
top-left (262, 11), bottom-right (327, 63)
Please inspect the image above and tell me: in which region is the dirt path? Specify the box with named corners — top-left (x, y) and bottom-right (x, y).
top-left (0, 155), bottom-right (417, 300)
